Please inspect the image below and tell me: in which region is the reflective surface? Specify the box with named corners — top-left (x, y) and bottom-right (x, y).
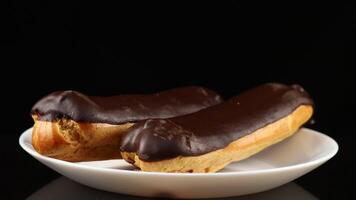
top-left (28, 177), bottom-right (317, 200)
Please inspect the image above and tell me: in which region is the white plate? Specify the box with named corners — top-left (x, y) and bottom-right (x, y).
top-left (19, 128), bottom-right (338, 199)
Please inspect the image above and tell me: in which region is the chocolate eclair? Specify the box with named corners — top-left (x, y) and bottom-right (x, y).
top-left (31, 86), bottom-right (222, 161)
top-left (120, 83), bottom-right (313, 173)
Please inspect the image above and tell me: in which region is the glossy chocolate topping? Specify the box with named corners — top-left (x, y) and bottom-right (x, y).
top-left (120, 83), bottom-right (313, 161)
top-left (31, 87), bottom-right (222, 124)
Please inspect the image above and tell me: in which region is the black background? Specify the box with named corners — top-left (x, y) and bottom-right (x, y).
top-left (2, 1), bottom-right (355, 199)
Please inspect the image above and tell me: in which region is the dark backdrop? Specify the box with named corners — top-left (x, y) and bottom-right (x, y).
top-left (2, 1), bottom-right (355, 199)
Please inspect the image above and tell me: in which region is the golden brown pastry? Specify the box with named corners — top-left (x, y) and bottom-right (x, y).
top-left (120, 83), bottom-right (313, 173)
top-left (31, 87), bottom-right (222, 161)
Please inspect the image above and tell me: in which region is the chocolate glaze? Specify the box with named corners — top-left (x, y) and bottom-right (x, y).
top-left (120, 83), bottom-right (314, 161)
top-left (31, 87), bottom-right (222, 124)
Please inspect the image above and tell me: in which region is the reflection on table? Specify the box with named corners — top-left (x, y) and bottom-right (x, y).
top-left (28, 177), bottom-right (317, 200)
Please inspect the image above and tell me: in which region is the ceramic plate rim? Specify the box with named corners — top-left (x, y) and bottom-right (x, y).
top-left (19, 127), bottom-right (338, 177)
